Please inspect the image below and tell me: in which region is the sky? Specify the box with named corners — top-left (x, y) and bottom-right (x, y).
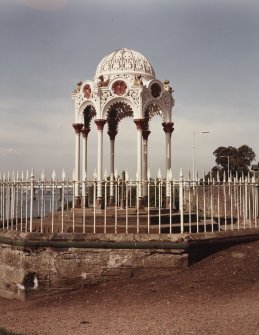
top-left (0, 0), bottom-right (258, 179)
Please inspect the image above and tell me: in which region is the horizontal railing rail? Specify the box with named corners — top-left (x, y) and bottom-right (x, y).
top-left (0, 170), bottom-right (258, 235)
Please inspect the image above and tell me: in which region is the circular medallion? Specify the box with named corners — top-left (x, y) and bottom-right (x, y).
top-left (150, 83), bottom-right (161, 98)
top-left (112, 81), bottom-right (127, 96)
top-left (83, 84), bottom-right (91, 99)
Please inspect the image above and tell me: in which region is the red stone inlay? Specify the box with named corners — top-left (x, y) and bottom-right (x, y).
top-left (72, 123), bottom-right (83, 134)
top-left (83, 84), bottom-right (91, 99)
top-left (107, 130), bottom-right (118, 141)
top-left (112, 81), bottom-right (127, 96)
top-left (142, 130), bottom-right (151, 141)
top-left (134, 119), bottom-right (145, 130)
top-left (151, 83), bottom-right (162, 98)
top-left (162, 122), bottom-right (174, 134)
top-left (81, 128), bottom-right (91, 138)
top-left (95, 119), bottom-right (107, 131)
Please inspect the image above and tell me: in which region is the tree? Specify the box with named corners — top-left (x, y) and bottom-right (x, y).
top-left (212, 145), bottom-right (256, 178)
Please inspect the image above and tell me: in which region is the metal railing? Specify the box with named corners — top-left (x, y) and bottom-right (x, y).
top-left (0, 170), bottom-right (258, 234)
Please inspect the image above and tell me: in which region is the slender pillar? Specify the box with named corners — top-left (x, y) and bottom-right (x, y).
top-left (72, 123), bottom-right (83, 208)
top-left (81, 127), bottom-right (90, 208)
top-left (134, 119), bottom-right (144, 209)
top-left (95, 119), bottom-right (106, 209)
top-left (107, 130), bottom-right (118, 206)
top-left (142, 130), bottom-right (151, 205)
top-left (162, 122), bottom-right (174, 208)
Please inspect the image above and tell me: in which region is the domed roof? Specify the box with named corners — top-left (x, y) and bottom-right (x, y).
top-left (95, 48), bottom-right (155, 79)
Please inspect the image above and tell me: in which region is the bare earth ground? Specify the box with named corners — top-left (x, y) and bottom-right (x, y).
top-left (1, 241), bottom-right (259, 335)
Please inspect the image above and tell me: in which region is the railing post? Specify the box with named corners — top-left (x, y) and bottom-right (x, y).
top-left (61, 169), bottom-right (66, 233)
top-left (30, 169), bottom-right (35, 233)
top-left (179, 168), bottom-right (184, 234)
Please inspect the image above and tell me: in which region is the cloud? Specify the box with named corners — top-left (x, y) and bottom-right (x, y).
top-left (0, 148), bottom-right (19, 156)
top-left (17, 0), bottom-right (69, 11)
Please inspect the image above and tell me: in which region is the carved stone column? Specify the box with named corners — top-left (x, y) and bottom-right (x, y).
top-left (81, 127), bottom-right (90, 208)
top-left (107, 129), bottom-right (118, 206)
top-left (72, 123), bottom-right (83, 208)
top-left (142, 130), bottom-right (151, 205)
top-left (95, 119), bottom-right (106, 209)
top-left (162, 122), bottom-right (174, 208)
top-left (134, 119), bottom-right (144, 209)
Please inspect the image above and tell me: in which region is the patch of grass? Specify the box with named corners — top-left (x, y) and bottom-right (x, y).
top-left (0, 327), bottom-right (26, 335)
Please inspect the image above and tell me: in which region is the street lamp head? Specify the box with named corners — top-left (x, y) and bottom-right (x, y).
top-left (193, 130), bottom-right (210, 135)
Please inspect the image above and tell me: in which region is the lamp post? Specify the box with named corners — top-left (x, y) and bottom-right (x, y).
top-left (192, 131), bottom-right (210, 180)
top-left (219, 155), bottom-right (230, 180)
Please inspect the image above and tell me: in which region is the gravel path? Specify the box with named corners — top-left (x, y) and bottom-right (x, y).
top-left (1, 241), bottom-right (259, 335)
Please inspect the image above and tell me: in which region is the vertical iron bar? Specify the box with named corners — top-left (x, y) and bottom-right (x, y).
top-left (179, 169), bottom-right (184, 234)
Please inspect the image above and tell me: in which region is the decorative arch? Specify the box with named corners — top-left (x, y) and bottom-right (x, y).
top-left (78, 101), bottom-right (97, 125)
top-left (102, 97), bottom-right (137, 119)
top-left (81, 105), bottom-right (96, 129)
top-left (143, 101), bottom-right (167, 123)
top-left (106, 101), bottom-right (134, 140)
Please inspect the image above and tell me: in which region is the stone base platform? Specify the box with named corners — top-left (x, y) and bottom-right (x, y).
top-left (1, 228), bottom-right (259, 301)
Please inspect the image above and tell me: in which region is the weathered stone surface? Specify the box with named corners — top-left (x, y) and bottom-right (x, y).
top-left (0, 230), bottom-right (190, 300)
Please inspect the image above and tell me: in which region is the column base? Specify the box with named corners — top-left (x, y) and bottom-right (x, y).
top-left (74, 196), bottom-right (81, 209)
top-left (109, 196), bottom-right (115, 207)
top-left (95, 197), bottom-right (103, 209)
top-left (142, 196), bottom-right (148, 207)
top-left (136, 197), bottom-right (144, 210)
top-left (120, 199), bottom-right (126, 209)
top-left (81, 195), bottom-right (89, 208)
top-left (165, 196), bottom-right (171, 209)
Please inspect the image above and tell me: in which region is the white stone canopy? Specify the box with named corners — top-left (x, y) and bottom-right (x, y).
top-left (71, 48), bottom-right (175, 208)
top-left (95, 48), bottom-right (155, 80)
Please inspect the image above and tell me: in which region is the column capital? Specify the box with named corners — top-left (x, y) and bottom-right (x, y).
top-left (142, 130), bottom-right (151, 141)
top-left (162, 122), bottom-right (174, 134)
top-left (72, 123), bottom-right (83, 134)
top-left (81, 127), bottom-right (91, 138)
top-left (95, 119), bottom-right (107, 131)
top-left (134, 119), bottom-right (145, 130)
top-left (107, 130), bottom-right (118, 141)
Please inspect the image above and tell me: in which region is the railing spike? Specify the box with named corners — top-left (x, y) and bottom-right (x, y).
top-left (125, 169), bottom-right (129, 181)
top-left (217, 169), bottom-right (220, 182)
top-left (180, 168), bottom-right (183, 179)
top-left (168, 168), bottom-right (172, 181)
top-left (52, 170), bottom-right (56, 181)
top-left (93, 169), bottom-right (97, 180)
top-left (157, 168), bottom-right (162, 180)
top-left (72, 169), bottom-right (76, 181)
top-left (147, 168), bottom-right (151, 180)
top-left (62, 169), bottom-right (66, 181)
top-left (41, 169), bottom-right (45, 181)
top-left (114, 168), bottom-right (118, 179)
top-left (103, 169), bottom-right (107, 180)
